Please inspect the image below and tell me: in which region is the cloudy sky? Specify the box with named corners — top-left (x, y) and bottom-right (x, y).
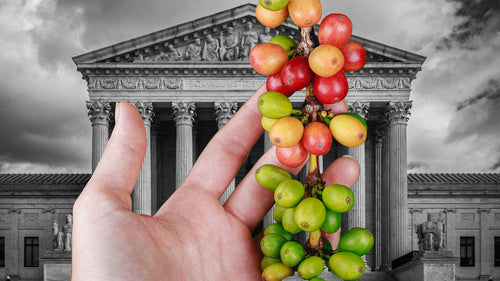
top-left (0, 0), bottom-right (498, 174)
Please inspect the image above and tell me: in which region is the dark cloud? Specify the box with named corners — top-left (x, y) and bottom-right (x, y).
top-left (445, 78), bottom-right (500, 142)
top-left (441, 0), bottom-right (500, 48)
top-left (456, 79), bottom-right (500, 111)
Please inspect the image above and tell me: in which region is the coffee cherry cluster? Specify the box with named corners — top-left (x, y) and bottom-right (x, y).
top-left (256, 164), bottom-right (373, 281)
top-left (249, 0), bottom-right (374, 280)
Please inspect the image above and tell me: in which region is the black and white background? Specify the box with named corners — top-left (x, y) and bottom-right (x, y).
top-left (0, 0), bottom-right (499, 174)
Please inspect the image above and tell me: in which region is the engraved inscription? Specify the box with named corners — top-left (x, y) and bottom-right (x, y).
top-left (184, 79), bottom-right (263, 90)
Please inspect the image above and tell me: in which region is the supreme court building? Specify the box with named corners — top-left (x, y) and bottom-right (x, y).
top-left (1, 4), bottom-right (500, 281)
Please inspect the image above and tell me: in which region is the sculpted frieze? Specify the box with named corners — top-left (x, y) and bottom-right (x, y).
top-left (131, 23), bottom-right (278, 63)
top-left (88, 77), bottom-right (182, 90)
top-left (347, 77), bottom-right (411, 90)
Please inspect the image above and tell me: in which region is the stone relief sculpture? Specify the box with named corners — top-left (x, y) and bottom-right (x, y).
top-left (416, 213), bottom-right (446, 251)
top-left (202, 34), bottom-right (220, 61)
top-left (219, 27), bottom-right (240, 61)
top-left (53, 214), bottom-right (73, 252)
top-left (240, 22), bottom-right (259, 60)
top-left (185, 38), bottom-right (202, 61)
top-left (131, 25), bottom-right (283, 63)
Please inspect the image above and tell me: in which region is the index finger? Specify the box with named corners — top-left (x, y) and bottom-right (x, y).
top-left (180, 84), bottom-right (267, 198)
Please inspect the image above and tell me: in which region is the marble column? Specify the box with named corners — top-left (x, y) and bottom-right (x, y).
top-left (132, 101), bottom-right (154, 215)
top-left (215, 101), bottom-right (238, 204)
top-left (374, 126), bottom-right (384, 270)
top-left (86, 101), bottom-right (112, 171)
top-left (338, 101), bottom-right (370, 232)
top-left (173, 102), bottom-right (196, 189)
top-left (385, 101), bottom-right (412, 262)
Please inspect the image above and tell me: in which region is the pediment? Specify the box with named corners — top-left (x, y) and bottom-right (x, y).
top-left (73, 3), bottom-right (425, 67)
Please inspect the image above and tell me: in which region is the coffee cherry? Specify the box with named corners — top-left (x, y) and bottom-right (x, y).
top-left (338, 227), bottom-right (374, 256)
top-left (321, 209), bottom-right (341, 233)
top-left (282, 207), bottom-right (302, 234)
top-left (288, 0), bottom-right (322, 27)
top-left (328, 252), bottom-right (365, 281)
top-left (322, 184), bottom-right (354, 213)
top-left (302, 122), bottom-right (332, 155)
top-left (261, 234), bottom-right (288, 258)
top-left (257, 91), bottom-right (293, 119)
top-left (280, 241), bottom-right (305, 267)
top-left (318, 13), bottom-right (353, 48)
top-left (258, 0), bottom-right (289, 11)
top-left (309, 45), bottom-right (344, 77)
top-left (262, 262), bottom-right (294, 281)
top-left (294, 197), bottom-right (326, 232)
top-left (249, 43), bottom-right (289, 75)
top-left (276, 141), bottom-right (308, 168)
top-left (255, 164), bottom-right (292, 191)
top-left (269, 35), bottom-right (298, 57)
top-left (261, 255), bottom-right (282, 270)
top-left (256, 3), bottom-right (289, 28)
top-left (312, 70), bottom-right (348, 104)
top-left (265, 223), bottom-right (294, 241)
top-left (273, 204), bottom-right (287, 224)
top-left (280, 56), bottom-right (313, 91)
top-left (329, 113), bottom-right (367, 147)
top-left (270, 116), bottom-right (304, 148)
top-left (267, 72), bottom-right (295, 97)
top-left (298, 256), bottom-right (324, 280)
top-left (261, 116), bottom-right (279, 132)
top-left (274, 179), bottom-right (305, 208)
top-left (341, 41), bottom-right (366, 71)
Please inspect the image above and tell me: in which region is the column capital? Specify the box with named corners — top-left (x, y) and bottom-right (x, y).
top-left (214, 101), bottom-right (238, 128)
top-left (385, 101), bottom-right (412, 125)
top-left (134, 101), bottom-right (154, 127)
top-left (87, 101), bottom-right (112, 126)
top-left (173, 102), bottom-right (196, 126)
top-left (347, 101), bottom-right (370, 119)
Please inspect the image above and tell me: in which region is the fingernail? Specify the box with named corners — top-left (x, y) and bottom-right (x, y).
top-left (115, 102), bottom-right (122, 123)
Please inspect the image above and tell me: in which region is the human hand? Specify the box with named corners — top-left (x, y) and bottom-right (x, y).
top-left (71, 84), bottom-right (359, 280)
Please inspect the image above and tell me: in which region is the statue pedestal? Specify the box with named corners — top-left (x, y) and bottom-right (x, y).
top-left (40, 252), bottom-right (72, 281)
top-left (391, 251), bottom-right (458, 281)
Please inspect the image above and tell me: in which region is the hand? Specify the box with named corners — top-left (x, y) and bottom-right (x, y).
top-left (71, 84), bottom-right (359, 280)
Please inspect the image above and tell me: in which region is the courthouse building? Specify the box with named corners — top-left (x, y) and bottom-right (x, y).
top-left (0, 4), bottom-right (499, 281)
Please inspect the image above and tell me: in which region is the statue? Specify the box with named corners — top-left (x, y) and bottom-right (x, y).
top-left (259, 27), bottom-right (273, 43)
top-left (416, 213), bottom-right (446, 251)
top-left (52, 220), bottom-right (64, 251)
top-left (240, 22), bottom-right (259, 60)
top-left (202, 34), bottom-right (220, 61)
top-left (435, 213), bottom-right (446, 250)
top-left (421, 213), bottom-right (435, 251)
top-left (219, 27), bottom-right (239, 61)
top-left (63, 214), bottom-right (73, 251)
top-left (185, 38), bottom-right (202, 61)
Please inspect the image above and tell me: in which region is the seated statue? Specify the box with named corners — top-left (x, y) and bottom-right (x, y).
top-left (416, 213), bottom-right (446, 251)
top-left (185, 38), bottom-right (202, 61)
top-left (219, 27), bottom-right (239, 61)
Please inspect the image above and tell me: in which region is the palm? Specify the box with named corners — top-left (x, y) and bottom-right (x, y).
top-left (72, 87), bottom-right (358, 280)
